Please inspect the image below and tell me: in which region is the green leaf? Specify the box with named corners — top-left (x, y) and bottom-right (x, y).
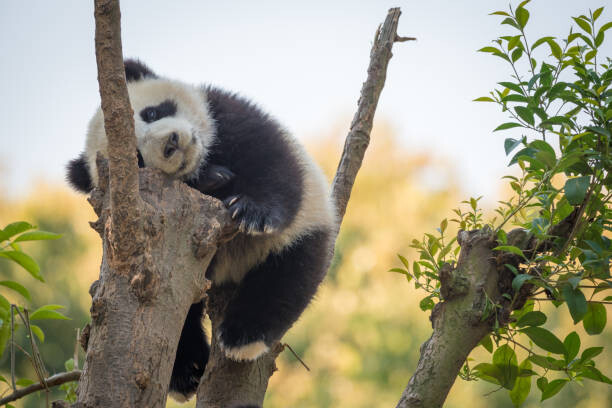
top-left (599, 21), bottom-right (612, 35)
top-left (397, 254), bottom-right (410, 270)
top-left (13, 231), bottom-right (62, 242)
top-left (474, 363), bottom-right (502, 385)
top-left (499, 82), bottom-right (524, 95)
top-left (479, 335), bottom-right (494, 353)
top-left (583, 302), bottom-right (606, 334)
top-left (562, 285), bottom-right (588, 323)
top-left (504, 138), bottom-right (523, 156)
top-left (593, 7), bottom-right (604, 21)
top-left (522, 327), bottom-right (566, 354)
top-left (29, 309), bottom-right (70, 321)
top-left (30, 324), bottom-right (45, 343)
top-left (493, 344), bottom-right (519, 390)
top-left (515, 106), bottom-right (535, 125)
top-left (493, 245), bottom-right (527, 259)
top-left (16, 378), bottom-right (35, 387)
top-left (515, 7), bottom-right (530, 29)
top-left (580, 366), bottom-right (612, 384)
top-left (490, 11), bottom-right (510, 17)
top-left (478, 46), bottom-right (502, 53)
top-left (517, 0), bottom-right (531, 8)
top-left (541, 378), bottom-right (568, 401)
top-left (563, 331), bottom-right (580, 362)
top-left (511, 47), bottom-right (523, 62)
top-left (0, 281), bottom-right (31, 301)
top-left (564, 176), bottom-right (590, 205)
top-left (474, 96), bottom-right (495, 102)
top-left (531, 36), bottom-right (556, 50)
top-left (581, 346), bottom-right (603, 361)
top-left (512, 274), bottom-right (533, 292)
top-left (0, 251), bottom-right (43, 282)
top-left (510, 360), bottom-right (532, 407)
top-left (494, 122), bottom-right (524, 131)
top-left (502, 17), bottom-right (520, 29)
top-left (516, 311), bottom-right (547, 327)
top-left (0, 222), bottom-right (34, 242)
top-left (419, 296), bottom-right (435, 312)
top-left (585, 125), bottom-right (611, 138)
top-left (546, 39), bottom-right (563, 59)
top-left (572, 17), bottom-right (592, 34)
top-left (528, 354), bottom-right (565, 370)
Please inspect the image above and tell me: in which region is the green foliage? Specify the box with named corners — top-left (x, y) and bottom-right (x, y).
top-left (395, 3), bottom-right (612, 406)
top-left (0, 221), bottom-right (70, 399)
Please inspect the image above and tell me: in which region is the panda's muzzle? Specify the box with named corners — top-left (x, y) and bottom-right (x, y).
top-left (163, 132), bottom-right (180, 158)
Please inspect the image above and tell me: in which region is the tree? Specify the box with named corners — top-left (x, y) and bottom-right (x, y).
top-left (74, 2), bottom-right (411, 408)
top-left (393, 2), bottom-right (611, 407)
top-left (1, 2), bottom-right (610, 408)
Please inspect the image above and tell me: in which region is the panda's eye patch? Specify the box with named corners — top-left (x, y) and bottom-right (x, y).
top-left (139, 100), bottom-right (178, 123)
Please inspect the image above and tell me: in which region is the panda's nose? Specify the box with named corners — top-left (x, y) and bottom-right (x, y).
top-left (164, 132), bottom-right (179, 158)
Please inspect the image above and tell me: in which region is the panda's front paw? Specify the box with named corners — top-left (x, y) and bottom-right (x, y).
top-left (217, 321), bottom-right (269, 361)
top-left (223, 195), bottom-right (283, 235)
top-left (196, 164), bottom-right (235, 192)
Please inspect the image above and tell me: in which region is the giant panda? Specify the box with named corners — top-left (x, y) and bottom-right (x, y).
top-left (67, 60), bottom-right (336, 401)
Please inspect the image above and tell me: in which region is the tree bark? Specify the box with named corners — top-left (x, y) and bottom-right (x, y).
top-left (76, 165), bottom-right (228, 407)
top-left (76, 1), bottom-right (229, 406)
top-left (396, 228), bottom-right (500, 408)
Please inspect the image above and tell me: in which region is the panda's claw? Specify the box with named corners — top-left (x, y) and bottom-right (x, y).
top-left (223, 195), bottom-right (282, 235)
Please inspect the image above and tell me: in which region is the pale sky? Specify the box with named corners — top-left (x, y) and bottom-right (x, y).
top-left (1, 0), bottom-right (610, 203)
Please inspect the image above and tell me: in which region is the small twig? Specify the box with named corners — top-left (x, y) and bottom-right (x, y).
top-left (395, 35), bottom-right (417, 42)
top-left (74, 328), bottom-right (80, 369)
top-left (0, 371), bottom-right (81, 406)
top-left (501, 335), bottom-right (534, 355)
top-left (283, 343), bottom-right (310, 372)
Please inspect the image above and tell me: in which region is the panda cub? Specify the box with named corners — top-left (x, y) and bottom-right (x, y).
top-left (67, 60), bottom-right (336, 401)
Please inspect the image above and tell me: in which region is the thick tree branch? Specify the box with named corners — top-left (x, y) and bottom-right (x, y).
top-left (0, 371), bottom-right (81, 406)
top-left (78, 1), bottom-right (229, 406)
top-left (94, 0), bottom-right (143, 264)
top-left (332, 7), bottom-right (409, 222)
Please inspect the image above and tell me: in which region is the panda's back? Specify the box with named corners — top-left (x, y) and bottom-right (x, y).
top-left (201, 86), bottom-right (335, 283)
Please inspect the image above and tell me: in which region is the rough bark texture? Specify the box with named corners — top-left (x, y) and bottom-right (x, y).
top-left (94, 0), bottom-right (143, 265)
top-left (396, 228), bottom-right (500, 408)
top-left (196, 285), bottom-right (283, 408)
top-left (331, 7), bottom-right (405, 223)
top-left (76, 165), bottom-right (227, 407)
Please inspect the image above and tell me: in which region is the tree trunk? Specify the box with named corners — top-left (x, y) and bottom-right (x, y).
top-left (396, 228), bottom-right (500, 408)
top-left (76, 166), bottom-right (228, 407)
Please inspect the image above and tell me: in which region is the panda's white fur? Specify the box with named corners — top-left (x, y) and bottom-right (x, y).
top-left (68, 60), bottom-right (336, 402)
top-left (85, 79), bottom-right (216, 187)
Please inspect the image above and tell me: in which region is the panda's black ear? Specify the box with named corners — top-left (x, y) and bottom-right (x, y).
top-left (124, 59), bottom-right (157, 82)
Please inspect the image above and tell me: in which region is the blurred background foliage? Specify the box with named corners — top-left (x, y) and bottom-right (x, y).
top-left (0, 123), bottom-right (609, 407)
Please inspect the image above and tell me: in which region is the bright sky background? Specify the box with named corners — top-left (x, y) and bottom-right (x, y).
top-left (1, 0), bottom-right (610, 203)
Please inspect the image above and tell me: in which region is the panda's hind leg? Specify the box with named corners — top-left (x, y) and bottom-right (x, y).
top-left (169, 300), bottom-right (210, 402)
top-left (217, 228), bottom-right (332, 361)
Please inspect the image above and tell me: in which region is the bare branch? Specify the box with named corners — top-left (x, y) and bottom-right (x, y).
top-left (0, 371), bottom-right (81, 406)
top-left (331, 7), bottom-right (404, 222)
top-left (94, 0), bottom-right (143, 263)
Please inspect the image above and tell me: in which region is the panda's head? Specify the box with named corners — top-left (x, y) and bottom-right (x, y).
top-left (83, 60), bottom-right (215, 187)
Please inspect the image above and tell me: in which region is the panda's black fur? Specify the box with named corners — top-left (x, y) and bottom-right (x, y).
top-left (67, 60), bottom-right (335, 402)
